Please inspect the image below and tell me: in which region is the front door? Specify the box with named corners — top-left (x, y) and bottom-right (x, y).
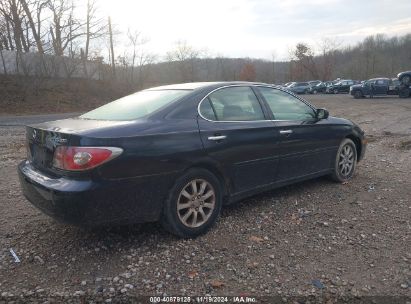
top-left (256, 86), bottom-right (340, 181)
top-left (197, 86), bottom-right (281, 194)
top-left (374, 79), bottom-right (389, 95)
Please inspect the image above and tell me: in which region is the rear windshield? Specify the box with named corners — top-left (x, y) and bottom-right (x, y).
top-left (80, 90), bottom-right (190, 120)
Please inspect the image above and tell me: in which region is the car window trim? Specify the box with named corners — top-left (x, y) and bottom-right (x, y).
top-left (197, 84), bottom-right (318, 123)
top-left (197, 85), bottom-right (269, 123)
top-left (254, 85), bottom-right (318, 121)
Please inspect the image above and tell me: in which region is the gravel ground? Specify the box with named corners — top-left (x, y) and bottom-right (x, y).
top-left (0, 94), bottom-right (410, 303)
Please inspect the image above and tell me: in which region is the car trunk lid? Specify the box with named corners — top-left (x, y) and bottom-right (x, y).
top-left (26, 126), bottom-right (75, 172)
top-left (26, 118), bottom-right (136, 173)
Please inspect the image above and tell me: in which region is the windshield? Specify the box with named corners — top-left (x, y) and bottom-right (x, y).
top-left (80, 90), bottom-right (190, 121)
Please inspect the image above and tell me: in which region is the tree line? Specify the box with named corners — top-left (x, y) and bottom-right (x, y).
top-left (1, 0), bottom-right (410, 90)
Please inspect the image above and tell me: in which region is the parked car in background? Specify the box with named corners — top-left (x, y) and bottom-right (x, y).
top-left (282, 82), bottom-right (295, 88)
top-left (350, 78), bottom-right (399, 99)
top-left (308, 80), bottom-right (322, 87)
top-left (308, 82), bottom-right (328, 94)
top-left (286, 82), bottom-right (311, 94)
top-left (389, 78), bottom-right (400, 94)
top-left (326, 80), bottom-right (355, 94)
top-left (17, 82), bottom-right (367, 238)
top-left (324, 81), bottom-right (337, 87)
top-left (397, 71), bottom-right (411, 98)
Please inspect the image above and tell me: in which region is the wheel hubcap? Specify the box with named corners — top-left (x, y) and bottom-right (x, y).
top-left (338, 145), bottom-right (354, 176)
top-left (177, 179), bottom-right (215, 228)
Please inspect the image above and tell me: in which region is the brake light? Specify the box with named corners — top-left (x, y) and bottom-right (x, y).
top-left (53, 146), bottom-right (123, 171)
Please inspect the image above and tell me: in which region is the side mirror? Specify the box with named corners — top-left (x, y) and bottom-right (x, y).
top-left (316, 108), bottom-right (329, 120)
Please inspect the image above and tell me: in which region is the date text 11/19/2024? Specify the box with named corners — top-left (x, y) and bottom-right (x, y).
top-left (149, 296), bottom-right (257, 303)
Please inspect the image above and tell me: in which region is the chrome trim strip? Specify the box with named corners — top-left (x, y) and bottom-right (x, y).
top-left (196, 84), bottom-right (317, 123)
top-left (207, 135), bottom-right (227, 141)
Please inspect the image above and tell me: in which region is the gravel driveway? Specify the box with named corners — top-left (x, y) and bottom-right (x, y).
top-left (0, 94), bottom-right (410, 302)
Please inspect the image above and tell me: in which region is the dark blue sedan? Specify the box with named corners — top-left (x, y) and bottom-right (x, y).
top-left (18, 82), bottom-right (367, 238)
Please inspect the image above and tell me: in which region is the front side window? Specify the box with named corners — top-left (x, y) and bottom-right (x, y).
top-left (80, 90), bottom-right (190, 121)
top-left (200, 86), bottom-right (265, 121)
top-left (258, 87), bottom-right (316, 121)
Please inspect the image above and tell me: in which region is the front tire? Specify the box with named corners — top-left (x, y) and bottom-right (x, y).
top-left (330, 139), bottom-right (357, 183)
top-left (161, 168), bottom-right (222, 238)
top-left (399, 86), bottom-right (410, 98)
top-left (353, 90), bottom-right (362, 99)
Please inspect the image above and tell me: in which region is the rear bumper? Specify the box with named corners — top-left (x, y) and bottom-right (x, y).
top-left (18, 161), bottom-right (174, 226)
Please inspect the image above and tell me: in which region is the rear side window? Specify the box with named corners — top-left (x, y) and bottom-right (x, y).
top-left (258, 87), bottom-right (316, 121)
top-left (200, 86), bottom-right (265, 121)
top-left (81, 90), bottom-right (190, 121)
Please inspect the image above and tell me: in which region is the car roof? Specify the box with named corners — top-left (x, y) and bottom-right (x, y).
top-left (145, 81), bottom-right (266, 91)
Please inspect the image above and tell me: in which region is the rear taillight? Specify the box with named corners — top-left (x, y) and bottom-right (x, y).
top-left (52, 146), bottom-right (123, 171)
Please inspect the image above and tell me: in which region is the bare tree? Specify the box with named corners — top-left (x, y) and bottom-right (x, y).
top-left (126, 28), bottom-right (154, 86)
top-left (0, 0), bottom-right (27, 52)
top-left (166, 40), bottom-right (202, 82)
top-left (316, 38), bottom-right (340, 80)
top-left (108, 16), bottom-right (115, 77)
top-left (48, 0), bottom-right (83, 56)
top-left (18, 0), bottom-right (46, 53)
top-left (84, 0), bottom-right (105, 59)
top-left (292, 42), bottom-right (319, 80)
top-left (239, 62), bottom-right (256, 81)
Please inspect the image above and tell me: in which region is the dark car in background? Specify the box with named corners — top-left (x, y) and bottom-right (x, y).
top-left (350, 78), bottom-right (399, 98)
top-left (397, 71), bottom-right (411, 98)
top-left (18, 82), bottom-right (367, 238)
top-left (326, 80), bottom-right (355, 94)
top-left (286, 82), bottom-right (311, 94)
top-left (283, 82), bottom-right (294, 87)
top-left (308, 80), bottom-right (322, 87)
top-left (308, 82), bottom-right (327, 94)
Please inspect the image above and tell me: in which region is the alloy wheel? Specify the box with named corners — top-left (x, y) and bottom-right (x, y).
top-left (338, 145), bottom-right (354, 177)
top-left (177, 179), bottom-right (216, 228)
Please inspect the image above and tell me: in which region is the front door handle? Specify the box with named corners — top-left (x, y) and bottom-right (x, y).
top-left (208, 135), bottom-right (227, 141)
top-left (279, 130), bottom-right (293, 135)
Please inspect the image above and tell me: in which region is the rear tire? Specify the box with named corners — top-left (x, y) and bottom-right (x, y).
top-left (334, 89), bottom-right (339, 94)
top-left (161, 168), bottom-right (222, 238)
top-left (330, 139), bottom-right (357, 183)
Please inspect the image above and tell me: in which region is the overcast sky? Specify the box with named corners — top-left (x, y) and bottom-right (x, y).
top-left (98, 0), bottom-right (411, 60)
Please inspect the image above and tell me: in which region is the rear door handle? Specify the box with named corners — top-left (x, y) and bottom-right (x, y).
top-left (208, 135), bottom-right (227, 141)
top-left (279, 130), bottom-right (293, 135)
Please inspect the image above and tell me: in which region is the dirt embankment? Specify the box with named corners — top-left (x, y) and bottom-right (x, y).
top-left (0, 75), bottom-right (134, 115)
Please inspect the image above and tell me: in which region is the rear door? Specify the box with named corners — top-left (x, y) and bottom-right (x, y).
top-left (197, 86), bottom-right (281, 194)
top-left (256, 86), bottom-right (339, 181)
